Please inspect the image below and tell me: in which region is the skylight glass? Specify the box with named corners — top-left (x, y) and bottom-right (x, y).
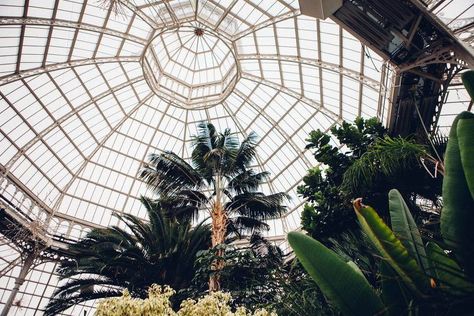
top-left (142, 22), bottom-right (239, 108)
top-left (0, 1), bottom-right (408, 313)
top-left (0, 0), bottom-right (394, 243)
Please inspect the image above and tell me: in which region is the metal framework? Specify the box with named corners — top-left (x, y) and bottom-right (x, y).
top-left (0, 0), bottom-right (470, 314)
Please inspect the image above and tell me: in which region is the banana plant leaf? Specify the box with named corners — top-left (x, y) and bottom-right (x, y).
top-left (426, 242), bottom-right (474, 295)
top-left (456, 113), bottom-right (474, 199)
top-left (441, 111), bottom-right (474, 279)
top-left (288, 232), bottom-right (386, 316)
top-left (461, 70), bottom-right (474, 101)
top-left (353, 199), bottom-right (428, 296)
top-left (389, 189), bottom-right (430, 273)
top-left (380, 261), bottom-right (412, 316)
top-left (347, 261), bottom-right (364, 277)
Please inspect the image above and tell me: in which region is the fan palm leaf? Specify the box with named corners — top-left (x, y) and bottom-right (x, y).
top-left (141, 123), bottom-right (287, 235)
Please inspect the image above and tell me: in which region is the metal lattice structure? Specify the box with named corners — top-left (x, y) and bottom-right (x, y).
top-left (0, 0), bottom-right (472, 315)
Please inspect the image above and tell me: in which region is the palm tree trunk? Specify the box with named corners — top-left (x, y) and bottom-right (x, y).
top-left (209, 201), bottom-right (227, 292)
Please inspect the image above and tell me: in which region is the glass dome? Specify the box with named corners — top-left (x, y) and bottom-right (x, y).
top-left (142, 23), bottom-right (239, 109)
top-left (0, 0), bottom-right (393, 239)
top-left (0, 0), bottom-right (400, 314)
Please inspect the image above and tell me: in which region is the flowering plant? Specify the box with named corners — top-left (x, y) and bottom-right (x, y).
top-left (95, 285), bottom-right (277, 316)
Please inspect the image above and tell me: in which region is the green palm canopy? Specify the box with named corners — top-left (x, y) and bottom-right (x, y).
top-left (140, 122), bottom-right (289, 290)
top-left (45, 197), bottom-right (210, 315)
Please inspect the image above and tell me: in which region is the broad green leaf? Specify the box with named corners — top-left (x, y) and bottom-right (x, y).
top-left (461, 70), bottom-right (474, 101)
top-left (380, 261), bottom-right (412, 316)
top-left (457, 114), bottom-right (474, 200)
top-left (353, 199), bottom-right (428, 296)
top-left (347, 261), bottom-right (364, 277)
top-left (288, 232), bottom-right (386, 316)
top-left (441, 111), bottom-right (474, 278)
top-left (426, 242), bottom-right (474, 294)
top-left (389, 189), bottom-right (430, 273)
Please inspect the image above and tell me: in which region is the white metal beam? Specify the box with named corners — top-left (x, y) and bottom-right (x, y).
top-left (2, 76), bottom-right (145, 175)
top-left (52, 92), bottom-right (154, 212)
top-left (241, 72), bottom-right (340, 120)
top-left (238, 54), bottom-right (383, 92)
top-left (0, 17), bottom-right (147, 45)
top-left (0, 56), bottom-right (140, 86)
top-left (232, 9), bottom-right (301, 41)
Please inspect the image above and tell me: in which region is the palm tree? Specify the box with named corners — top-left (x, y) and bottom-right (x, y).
top-left (45, 197), bottom-right (210, 315)
top-left (140, 122), bottom-right (288, 291)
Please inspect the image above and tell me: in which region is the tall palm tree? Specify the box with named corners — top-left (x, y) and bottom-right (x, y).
top-left (140, 122), bottom-right (288, 291)
top-left (45, 197), bottom-right (210, 315)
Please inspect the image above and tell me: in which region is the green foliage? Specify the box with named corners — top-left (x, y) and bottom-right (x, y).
top-left (290, 195), bottom-right (474, 314)
top-left (457, 116), bottom-right (474, 198)
top-left (441, 111), bottom-right (474, 279)
top-left (45, 197), bottom-right (210, 315)
top-left (425, 242), bottom-right (473, 294)
top-left (461, 70), bottom-right (474, 100)
top-left (379, 262), bottom-right (410, 316)
top-left (270, 263), bottom-right (335, 316)
top-left (188, 235), bottom-right (285, 309)
top-left (140, 122), bottom-right (288, 292)
top-left (95, 285), bottom-right (176, 316)
top-left (140, 122), bottom-right (288, 239)
top-left (298, 162), bottom-right (354, 240)
top-left (287, 232), bottom-right (385, 316)
top-left (298, 117), bottom-right (442, 241)
top-left (189, 235), bottom-right (336, 315)
top-left (305, 117), bottom-right (386, 173)
top-left (290, 71), bottom-right (474, 316)
top-left (343, 137), bottom-right (427, 194)
top-left (327, 231), bottom-right (380, 285)
top-left (353, 198), bottom-right (428, 295)
top-left (290, 187), bottom-right (474, 315)
top-left (388, 189), bottom-right (429, 272)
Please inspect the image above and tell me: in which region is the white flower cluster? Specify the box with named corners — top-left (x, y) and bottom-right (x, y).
top-left (178, 291), bottom-right (276, 316)
top-left (95, 285), bottom-right (277, 316)
top-left (95, 285), bottom-right (176, 316)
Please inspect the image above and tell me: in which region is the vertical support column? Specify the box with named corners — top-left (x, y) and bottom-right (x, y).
top-left (1, 251), bottom-right (36, 316)
top-left (387, 69), bottom-right (402, 133)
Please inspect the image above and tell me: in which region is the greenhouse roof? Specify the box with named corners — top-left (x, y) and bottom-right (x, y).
top-left (0, 0), bottom-right (472, 314)
top-left (0, 0), bottom-right (393, 241)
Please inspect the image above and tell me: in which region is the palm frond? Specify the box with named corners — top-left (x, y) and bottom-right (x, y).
top-left (157, 191), bottom-right (206, 222)
top-left (140, 151), bottom-right (203, 195)
top-left (227, 170), bottom-right (269, 194)
top-left (191, 122), bottom-right (219, 181)
top-left (229, 216), bottom-right (270, 235)
top-left (96, 0), bottom-right (127, 16)
top-left (342, 136), bottom-right (427, 193)
top-left (232, 131), bottom-right (258, 172)
top-left (226, 192), bottom-right (289, 220)
top-left (192, 123), bottom-right (240, 177)
top-left (49, 197), bottom-right (211, 314)
top-left (53, 277), bottom-right (120, 299)
top-left (45, 288), bottom-right (122, 316)
top-left (430, 132), bottom-right (448, 161)
top-left (221, 128), bottom-right (239, 151)
top-left (197, 122), bottom-right (217, 147)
